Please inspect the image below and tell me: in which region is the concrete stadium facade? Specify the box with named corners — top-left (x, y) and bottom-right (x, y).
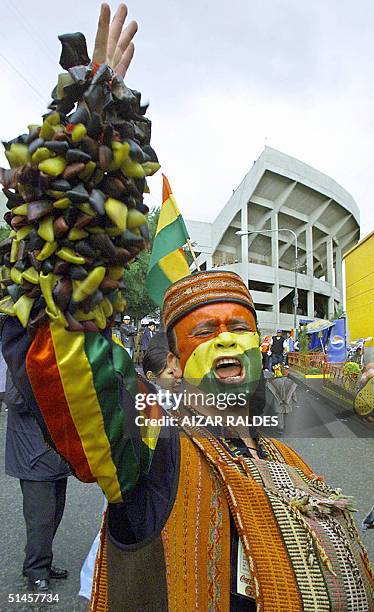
top-left (186, 147), bottom-right (360, 335)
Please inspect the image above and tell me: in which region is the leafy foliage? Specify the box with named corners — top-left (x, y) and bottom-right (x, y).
top-left (123, 207), bottom-right (160, 322)
top-left (0, 226), bottom-right (10, 242)
top-left (298, 325), bottom-right (310, 354)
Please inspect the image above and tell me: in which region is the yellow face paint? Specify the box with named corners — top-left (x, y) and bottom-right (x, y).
top-left (184, 331), bottom-right (259, 382)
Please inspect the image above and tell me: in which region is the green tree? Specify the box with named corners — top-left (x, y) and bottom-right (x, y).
top-left (123, 207), bottom-right (160, 322)
top-left (0, 225), bottom-right (10, 242)
top-left (298, 325), bottom-right (310, 354)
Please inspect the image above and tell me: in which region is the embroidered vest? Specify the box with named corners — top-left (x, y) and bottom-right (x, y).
top-left (90, 433), bottom-right (374, 612)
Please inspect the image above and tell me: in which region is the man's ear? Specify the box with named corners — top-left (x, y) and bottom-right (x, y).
top-left (167, 352), bottom-right (182, 379)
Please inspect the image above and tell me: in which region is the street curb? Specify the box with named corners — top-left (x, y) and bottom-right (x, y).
top-left (288, 370), bottom-right (350, 414)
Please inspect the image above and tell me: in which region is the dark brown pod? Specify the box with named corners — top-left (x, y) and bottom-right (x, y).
top-left (66, 149), bottom-right (91, 163)
top-left (100, 177), bottom-right (126, 199)
top-left (53, 260), bottom-right (70, 275)
top-left (53, 278), bottom-right (72, 310)
top-left (70, 265), bottom-right (88, 280)
top-left (88, 189), bottom-right (105, 215)
top-left (3, 211), bottom-right (12, 225)
top-left (11, 215), bottom-right (28, 230)
top-left (14, 259), bottom-right (27, 271)
top-left (45, 140), bottom-right (69, 155)
top-left (99, 278), bottom-right (119, 292)
top-left (28, 230), bottom-right (44, 250)
top-left (53, 130), bottom-right (68, 141)
top-left (89, 233), bottom-right (116, 257)
top-left (82, 320), bottom-right (100, 333)
top-left (74, 240), bottom-right (96, 258)
top-left (28, 309), bottom-right (48, 335)
top-left (65, 310), bottom-right (85, 332)
top-left (113, 247), bottom-right (131, 264)
top-left (17, 240), bottom-right (27, 260)
top-left (74, 213), bottom-right (92, 229)
top-left (98, 145), bottom-right (112, 171)
top-left (80, 136), bottom-right (99, 160)
top-left (28, 251), bottom-right (43, 272)
top-left (117, 229), bottom-right (144, 249)
top-left (50, 179), bottom-right (71, 191)
top-left (25, 285), bottom-right (41, 299)
top-left (63, 162), bottom-right (86, 180)
top-left (67, 105), bottom-right (89, 125)
top-left (27, 200), bottom-right (53, 222)
top-left (53, 216), bottom-right (70, 238)
top-left (67, 184), bottom-right (89, 203)
top-left (3, 188), bottom-right (23, 203)
top-left (28, 138), bottom-right (45, 155)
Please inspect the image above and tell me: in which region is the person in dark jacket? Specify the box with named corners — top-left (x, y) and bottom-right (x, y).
top-left (141, 322), bottom-right (156, 352)
top-left (4, 370), bottom-right (70, 594)
top-left (119, 315), bottom-right (136, 357)
top-left (268, 329), bottom-right (286, 370)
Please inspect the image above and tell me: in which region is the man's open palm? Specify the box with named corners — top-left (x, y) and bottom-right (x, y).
top-left (92, 3), bottom-right (138, 78)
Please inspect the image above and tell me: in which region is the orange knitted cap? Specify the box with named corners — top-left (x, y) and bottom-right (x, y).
top-left (163, 270), bottom-right (256, 330)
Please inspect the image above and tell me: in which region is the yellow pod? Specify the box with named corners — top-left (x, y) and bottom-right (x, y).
top-left (10, 267), bottom-right (23, 284)
top-left (38, 217), bottom-right (54, 242)
top-left (86, 226), bottom-right (105, 234)
top-left (142, 162), bottom-right (161, 177)
top-left (13, 294), bottom-right (35, 328)
top-left (105, 226), bottom-right (123, 237)
top-left (78, 161), bottom-right (96, 181)
top-left (93, 305), bottom-right (107, 330)
top-left (39, 272), bottom-right (58, 317)
top-left (56, 247), bottom-right (85, 265)
top-left (38, 156), bottom-right (67, 177)
top-left (10, 240), bottom-right (19, 263)
top-left (46, 111), bottom-right (60, 125)
top-left (36, 241), bottom-right (58, 261)
top-left (56, 73), bottom-right (74, 99)
top-left (107, 265), bottom-right (124, 281)
top-left (46, 305), bottom-right (68, 328)
top-left (5, 143), bottom-right (30, 167)
top-left (67, 228), bottom-right (89, 241)
top-left (72, 266), bottom-right (106, 303)
top-left (122, 157), bottom-right (145, 178)
top-left (9, 230), bottom-right (17, 238)
top-left (113, 292), bottom-right (126, 312)
top-left (101, 297), bottom-right (113, 318)
top-left (77, 202), bottom-right (97, 217)
top-left (143, 180), bottom-right (150, 194)
top-left (71, 123), bottom-right (87, 143)
top-left (16, 226), bottom-right (32, 241)
top-left (108, 142), bottom-right (130, 171)
top-left (126, 208), bottom-right (147, 230)
top-left (12, 203), bottom-right (28, 216)
top-left (104, 198), bottom-right (128, 232)
top-left (28, 124), bottom-right (41, 132)
top-left (53, 197), bottom-right (71, 209)
top-left (0, 296), bottom-right (15, 316)
top-left (39, 121), bottom-right (55, 140)
top-left (46, 190), bottom-right (65, 199)
top-left (22, 267), bottom-right (40, 285)
top-left (31, 147), bottom-right (53, 164)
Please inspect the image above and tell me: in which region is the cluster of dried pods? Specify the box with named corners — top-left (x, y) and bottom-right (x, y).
top-left (0, 32), bottom-right (160, 333)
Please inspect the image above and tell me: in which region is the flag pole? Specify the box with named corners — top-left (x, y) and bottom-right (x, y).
top-left (186, 238), bottom-right (201, 271)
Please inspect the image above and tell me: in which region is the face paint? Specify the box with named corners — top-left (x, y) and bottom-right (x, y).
top-left (173, 303), bottom-right (262, 397)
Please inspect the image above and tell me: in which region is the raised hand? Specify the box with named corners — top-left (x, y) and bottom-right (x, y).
top-left (92, 3), bottom-right (138, 78)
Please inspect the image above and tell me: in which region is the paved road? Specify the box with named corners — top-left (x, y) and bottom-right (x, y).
top-left (0, 378), bottom-right (373, 611)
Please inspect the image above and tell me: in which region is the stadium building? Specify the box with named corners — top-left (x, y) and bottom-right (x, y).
top-left (187, 147), bottom-right (360, 334)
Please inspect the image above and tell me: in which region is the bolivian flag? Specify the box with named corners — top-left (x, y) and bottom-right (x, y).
top-left (146, 175), bottom-right (191, 306)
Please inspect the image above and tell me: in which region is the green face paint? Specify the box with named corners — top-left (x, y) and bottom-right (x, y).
top-left (183, 331), bottom-right (262, 399)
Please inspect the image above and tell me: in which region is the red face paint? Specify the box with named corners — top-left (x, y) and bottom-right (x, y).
top-left (173, 302), bottom-right (257, 371)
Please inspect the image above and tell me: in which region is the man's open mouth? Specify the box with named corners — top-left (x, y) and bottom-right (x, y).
top-left (213, 357), bottom-right (245, 383)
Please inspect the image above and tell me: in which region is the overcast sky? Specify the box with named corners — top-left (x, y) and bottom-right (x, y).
top-left (0, 0), bottom-right (373, 236)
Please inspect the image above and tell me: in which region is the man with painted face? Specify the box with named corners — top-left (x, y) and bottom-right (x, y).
top-left (91, 270), bottom-right (373, 612)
